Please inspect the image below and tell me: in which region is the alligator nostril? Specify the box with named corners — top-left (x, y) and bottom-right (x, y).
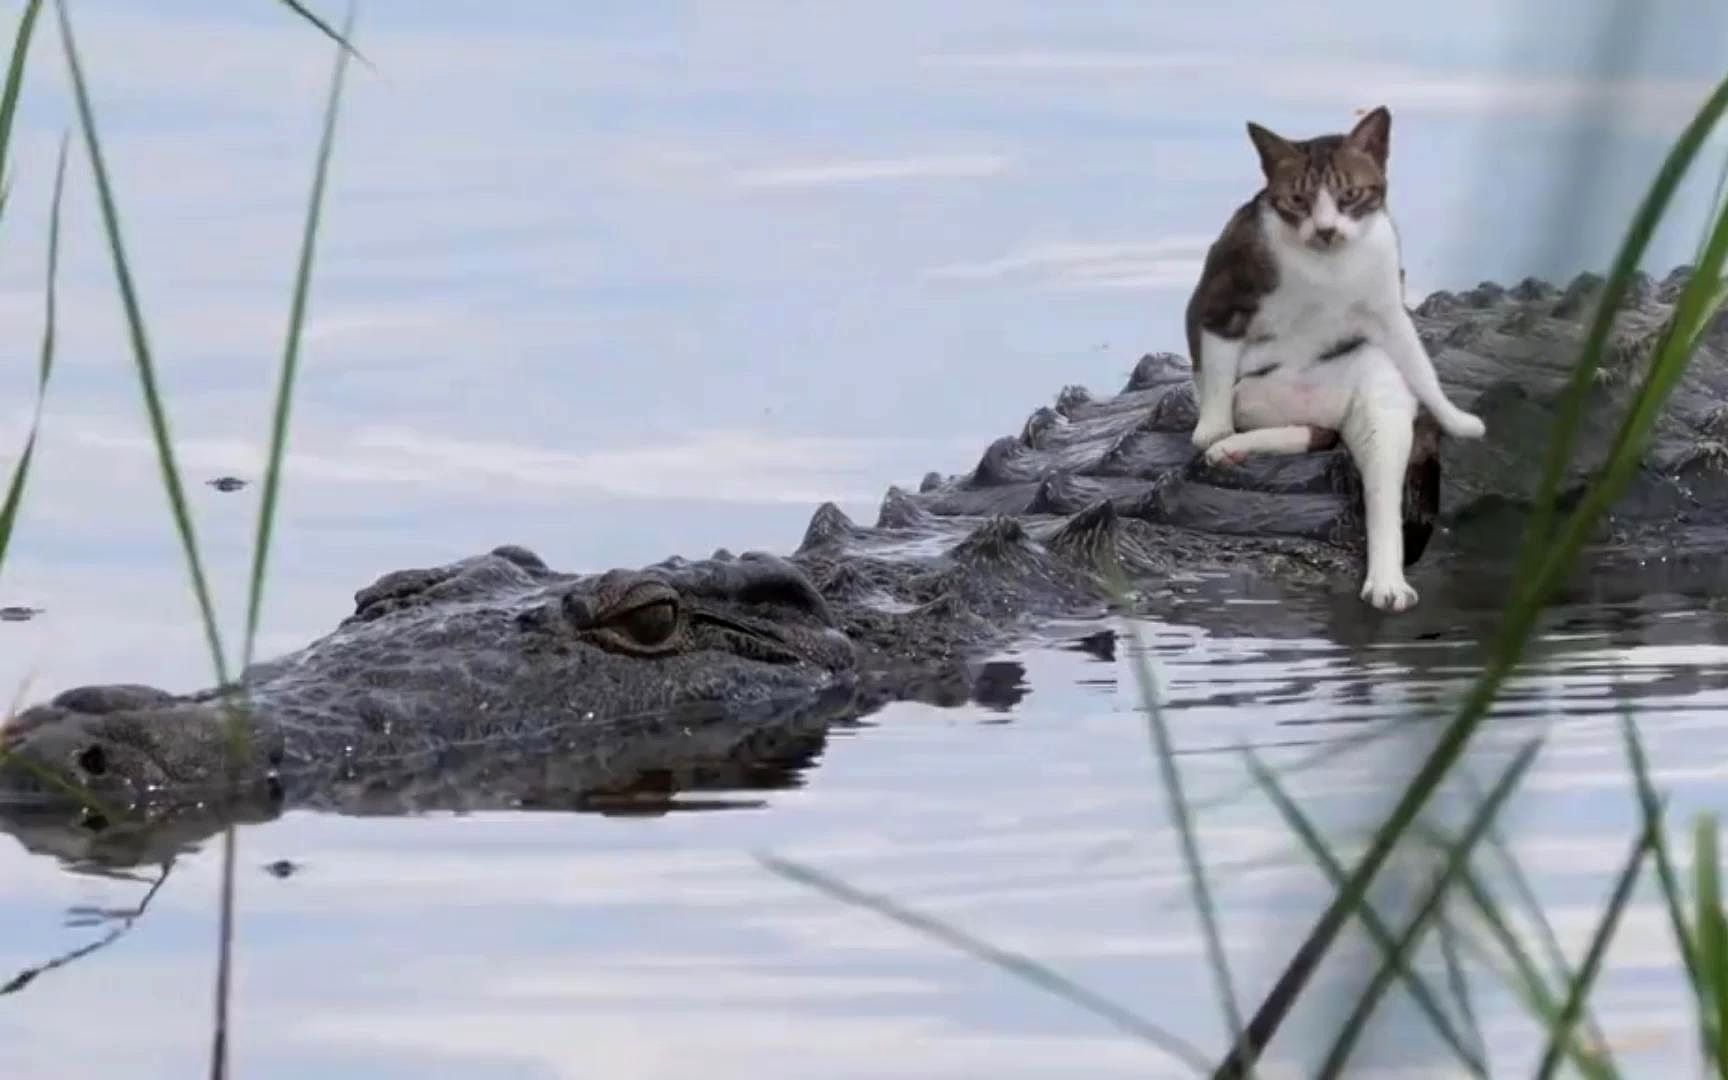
top-left (76, 745), bottom-right (108, 777)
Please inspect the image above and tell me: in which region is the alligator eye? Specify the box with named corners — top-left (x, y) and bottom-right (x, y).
top-left (613, 600), bottom-right (678, 647)
top-left (76, 745), bottom-right (108, 777)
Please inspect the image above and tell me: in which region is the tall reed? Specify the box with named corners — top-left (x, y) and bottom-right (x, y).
top-left (50, 1), bottom-right (358, 1075)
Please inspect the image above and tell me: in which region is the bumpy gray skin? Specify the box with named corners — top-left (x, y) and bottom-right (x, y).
top-left (5, 266), bottom-right (1728, 845)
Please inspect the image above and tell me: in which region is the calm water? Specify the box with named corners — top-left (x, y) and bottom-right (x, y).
top-left (2, 0), bottom-right (1728, 1075)
top-left (2, 590), bottom-right (1727, 1077)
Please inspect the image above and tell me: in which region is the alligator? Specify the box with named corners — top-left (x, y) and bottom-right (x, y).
top-left (5, 266), bottom-right (1728, 857)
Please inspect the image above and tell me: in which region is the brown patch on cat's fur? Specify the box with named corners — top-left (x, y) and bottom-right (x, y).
top-left (1184, 197), bottom-right (1278, 367)
top-left (1402, 410), bottom-right (1442, 565)
top-left (1307, 427), bottom-right (1340, 451)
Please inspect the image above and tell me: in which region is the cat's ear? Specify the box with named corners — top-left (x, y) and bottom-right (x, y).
top-left (1246, 122), bottom-right (1297, 178)
top-left (1346, 106), bottom-right (1392, 169)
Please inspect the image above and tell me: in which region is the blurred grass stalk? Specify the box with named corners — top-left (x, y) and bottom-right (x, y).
top-left (0, 0), bottom-right (103, 810)
top-left (51, 1), bottom-right (357, 1077)
top-left (0, 0), bottom-right (51, 631)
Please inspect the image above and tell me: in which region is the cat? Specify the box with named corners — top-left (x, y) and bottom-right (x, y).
top-left (1182, 105), bottom-right (1485, 613)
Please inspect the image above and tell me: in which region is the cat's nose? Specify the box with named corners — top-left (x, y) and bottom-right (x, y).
top-left (1313, 226), bottom-right (1339, 245)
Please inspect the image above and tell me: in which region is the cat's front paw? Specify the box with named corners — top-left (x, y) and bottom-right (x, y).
top-left (1439, 409), bottom-right (1486, 440)
top-left (1190, 417), bottom-right (1235, 451)
top-left (1360, 572), bottom-right (1419, 613)
top-left (1203, 436), bottom-right (1249, 468)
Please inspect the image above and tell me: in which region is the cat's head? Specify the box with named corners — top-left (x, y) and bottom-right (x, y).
top-left (1246, 106), bottom-right (1391, 253)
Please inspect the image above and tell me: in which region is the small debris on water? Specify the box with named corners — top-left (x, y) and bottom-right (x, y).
top-left (0, 606), bottom-right (41, 623)
top-left (263, 859), bottom-right (300, 879)
top-left (207, 476), bottom-right (248, 492)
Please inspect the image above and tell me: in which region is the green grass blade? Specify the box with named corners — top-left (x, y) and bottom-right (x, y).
top-left (1188, 724), bottom-right (1417, 818)
top-left (0, 0), bottom-right (43, 191)
top-left (1459, 768), bottom-right (1614, 1055)
top-left (210, 818), bottom-right (236, 1080)
top-left (1698, 145), bottom-right (1728, 265)
top-left (1241, 746), bottom-right (1486, 1077)
top-left (1412, 821), bottom-right (1620, 1078)
top-left (1444, 897), bottom-right (1618, 1080)
top-left (1619, 713), bottom-right (1711, 1061)
top-left (1314, 739), bottom-right (1542, 1080)
top-left (35, 133), bottom-right (64, 388)
top-left (0, 132), bottom-right (64, 566)
top-left (1212, 76), bottom-right (1728, 1079)
top-left (1121, 620), bottom-right (1250, 1071)
top-left (0, 132), bottom-right (121, 818)
top-left (273, 0), bottom-right (370, 66)
top-left (1435, 909), bottom-right (1486, 1069)
top-left (754, 853), bottom-right (1215, 1076)
top-left (1515, 67), bottom-right (1728, 589)
top-left (1588, 212), bottom-right (1728, 522)
top-left (1533, 820), bottom-right (1654, 1080)
top-left (54, 0), bottom-right (229, 687)
top-left (1698, 816), bottom-right (1727, 1077)
top-left (1524, 113), bottom-right (1728, 603)
top-left (244, 2), bottom-right (351, 667)
top-left (1680, 276), bottom-right (1728, 357)
top-left (212, 17), bottom-right (355, 1077)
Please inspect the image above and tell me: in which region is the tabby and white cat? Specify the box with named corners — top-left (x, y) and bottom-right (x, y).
top-left (1182, 106), bottom-right (1485, 612)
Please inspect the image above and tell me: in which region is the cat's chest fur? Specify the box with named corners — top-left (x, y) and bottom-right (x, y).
top-left (1246, 211), bottom-right (1404, 362)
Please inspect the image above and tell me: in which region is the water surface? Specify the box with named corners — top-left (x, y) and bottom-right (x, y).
top-left (2, 584), bottom-right (1726, 1077)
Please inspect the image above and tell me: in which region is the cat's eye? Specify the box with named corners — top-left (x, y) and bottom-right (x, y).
top-left (1285, 194), bottom-right (1310, 213)
top-left (1338, 186), bottom-right (1362, 204)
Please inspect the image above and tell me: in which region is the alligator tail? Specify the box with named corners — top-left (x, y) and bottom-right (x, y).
top-left (1401, 409), bottom-right (1442, 566)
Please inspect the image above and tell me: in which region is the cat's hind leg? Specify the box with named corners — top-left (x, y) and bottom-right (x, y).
top-left (1341, 349), bottom-right (1420, 612)
top-left (1383, 310), bottom-right (1485, 440)
top-left (1202, 425), bottom-right (1338, 467)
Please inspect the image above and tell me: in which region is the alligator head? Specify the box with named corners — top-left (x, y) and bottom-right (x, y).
top-left (0, 546), bottom-right (857, 817)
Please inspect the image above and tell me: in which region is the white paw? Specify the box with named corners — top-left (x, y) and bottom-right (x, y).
top-left (1440, 409), bottom-right (1486, 440)
top-left (1360, 573), bottom-right (1419, 613)
top-left (1191, 418), bottom-right (1235, 451)
top-left (1204, 437), bottom-right (1248, 467)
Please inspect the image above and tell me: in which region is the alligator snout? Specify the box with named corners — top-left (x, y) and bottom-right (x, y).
top-left (0, 685), bottom-right (284, 815)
